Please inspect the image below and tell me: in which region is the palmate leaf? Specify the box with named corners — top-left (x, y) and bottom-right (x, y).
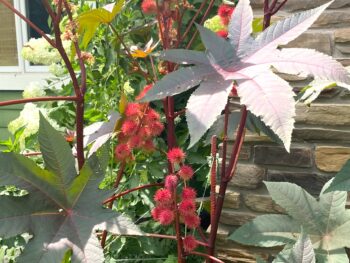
top-left (273, 232), bottom-right (315, 263)
top-left (186, 75), bottom-right (233, 148)
top-left (78, 0), bottom-right (124, 48)
top-left (142, 0), bottom-right (349, 150)
top-left (324, 159), bottom-right (350, 193)
top-left (228, 0), bottom-right (254, 56)
top-left (0, 115), bottom-right (141, 263)
top-left (230, 179), bottom-right (350, 260)
top-left (235, 70), bottom-right (295, 150)
top-left (244, 1), bottom-right (333, 62)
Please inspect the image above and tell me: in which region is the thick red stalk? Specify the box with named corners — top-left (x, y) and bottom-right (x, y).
top-left (207, 106), bottom-right (247, 262)
top-left (210, 136), bottom-right (217, 230)
top-left (206, 1), bottom-right (288, 260)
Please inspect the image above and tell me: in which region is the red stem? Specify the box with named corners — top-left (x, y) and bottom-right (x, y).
top-left (189, 251), bottom-right (225, 263)
top-left (103, 182), bottom-right (163, 205)
top-left (207, 107), bottom-right (247, 262)
top-left (0, 96), bottom-right (78, 107)
top-left (210, 136), bottom-right (217, 230)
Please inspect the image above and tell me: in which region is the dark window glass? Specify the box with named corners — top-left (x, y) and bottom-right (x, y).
top-left (26, 0), bottom-right (50, 38)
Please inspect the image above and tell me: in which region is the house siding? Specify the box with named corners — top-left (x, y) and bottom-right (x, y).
top-left (0, 90), bottom-right (22, 141)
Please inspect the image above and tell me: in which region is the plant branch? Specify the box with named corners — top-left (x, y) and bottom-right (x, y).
top-left (0, 96), bottom-right (78, 107)
top-left (210, 136), bottom-right (217, 230)
top-left (103, 182), bottom-right (163, 205)
top-left (188, 251), bottom-right (225, 263)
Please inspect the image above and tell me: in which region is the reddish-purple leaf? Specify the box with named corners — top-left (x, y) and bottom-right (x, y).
top-left (235, 70), bottom-right (295, 151)
top-left (186, 75), bottom-right (233, 148)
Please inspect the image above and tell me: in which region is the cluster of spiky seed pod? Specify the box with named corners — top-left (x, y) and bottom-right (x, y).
top-left (114, 102), bottom-right (164, 162)
top-left (152, 147), bottom-right (200, 252)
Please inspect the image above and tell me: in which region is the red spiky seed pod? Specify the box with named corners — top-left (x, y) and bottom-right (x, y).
top-left (121, 119), bottom-right (138, 135)
top-left (149, 122), bottom-right (164, 136)
top-left (145, 108), bottom-right (160, 123)
top-left (141, 0), bottom-right (157, 15)
top-left (158, 209), bottom-right (175, 225)
top-left (154, 188), bottom-right (173, 204)
top-left (114, 143), bottom-right (132, 161)
top-left (179, 199), bottom-right (196, 216)
top-left (183, 235), bottom-right (198, 252)
top-left (218, 4), bottom-right (235, 25)
top-left (167, 147), bottom-right (186, 164)
top-left (125, 103), bottom-right (142, 117)
top-left (165, 174), bottom-right (178, 190)
top-left (182, 187), bottom-right (197, 200)
top-left (183, 213), bottom-right (200, 229)
top-left (178, 165), bottom-right (194, 181)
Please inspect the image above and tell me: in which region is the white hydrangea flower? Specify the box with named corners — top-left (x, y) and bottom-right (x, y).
top-left (22, 82), bottom-right (46, 99)
top-left (21, 37), bottom-right (71, 65)
top-left (8, 103), bottom-right (59, 150)
top-left (48, 63), bottom-right (66, 76)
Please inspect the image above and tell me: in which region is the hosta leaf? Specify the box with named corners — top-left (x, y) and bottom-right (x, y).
top-left (78, 0), bottom-right (124, 48)
top-left (186, 75), bottom-right (233, 148)
top-left (0, 116), bottom-right (141, 262)
top-left (38, 112), bottom-right (76, 189)
top-left (196, 24), bottom-right (238, 69)
top-left (228, 0), bottom-right (254, 56)
top-left (159, 49), bottom-right (210, 65)
top-left (229, 214), bottom-right (300, 247)
top-left (324, 159), bottom-right (350, 193)
top-left (235, 70), bottom-right (295, 150)
top-left (142, 66), bottom-right (215, 102)
top-left (244, 1), bottom-right (333, 62)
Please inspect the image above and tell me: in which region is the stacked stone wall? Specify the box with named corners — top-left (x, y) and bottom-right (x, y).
top-left (217, 1), bottom-right (350, 261)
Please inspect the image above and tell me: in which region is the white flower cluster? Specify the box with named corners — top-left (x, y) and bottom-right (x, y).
top-left (48, 63), bottom-right (66, 76)
top-left (21, 37), bottom-right (71, 66)
top-left (22, 82), bottom-right (46, 99)
top-left (8, 103), bottom-right (59, 150)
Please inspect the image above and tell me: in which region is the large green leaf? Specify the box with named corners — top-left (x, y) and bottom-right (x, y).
top-left (0, 115), bottom-right (141, 263)
top-left (273, 232), bottom-right (315, 263)
top-left (232, 180), bottom-right (350, 261)
top-left (78, 0), bottom-right (124, 48)
top-left (38, 112), bottom-right (76, 189)
top-left (324, 159), bottom-right (350, 193)
top-left (229, 214), bottom-right (300, 247)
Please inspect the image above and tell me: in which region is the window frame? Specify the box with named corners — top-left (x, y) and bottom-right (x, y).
top-left (0, 0), bottom-right (51, 90)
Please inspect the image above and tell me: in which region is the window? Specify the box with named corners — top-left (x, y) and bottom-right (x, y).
top-left (0, 0), bottom-right (51, 90)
